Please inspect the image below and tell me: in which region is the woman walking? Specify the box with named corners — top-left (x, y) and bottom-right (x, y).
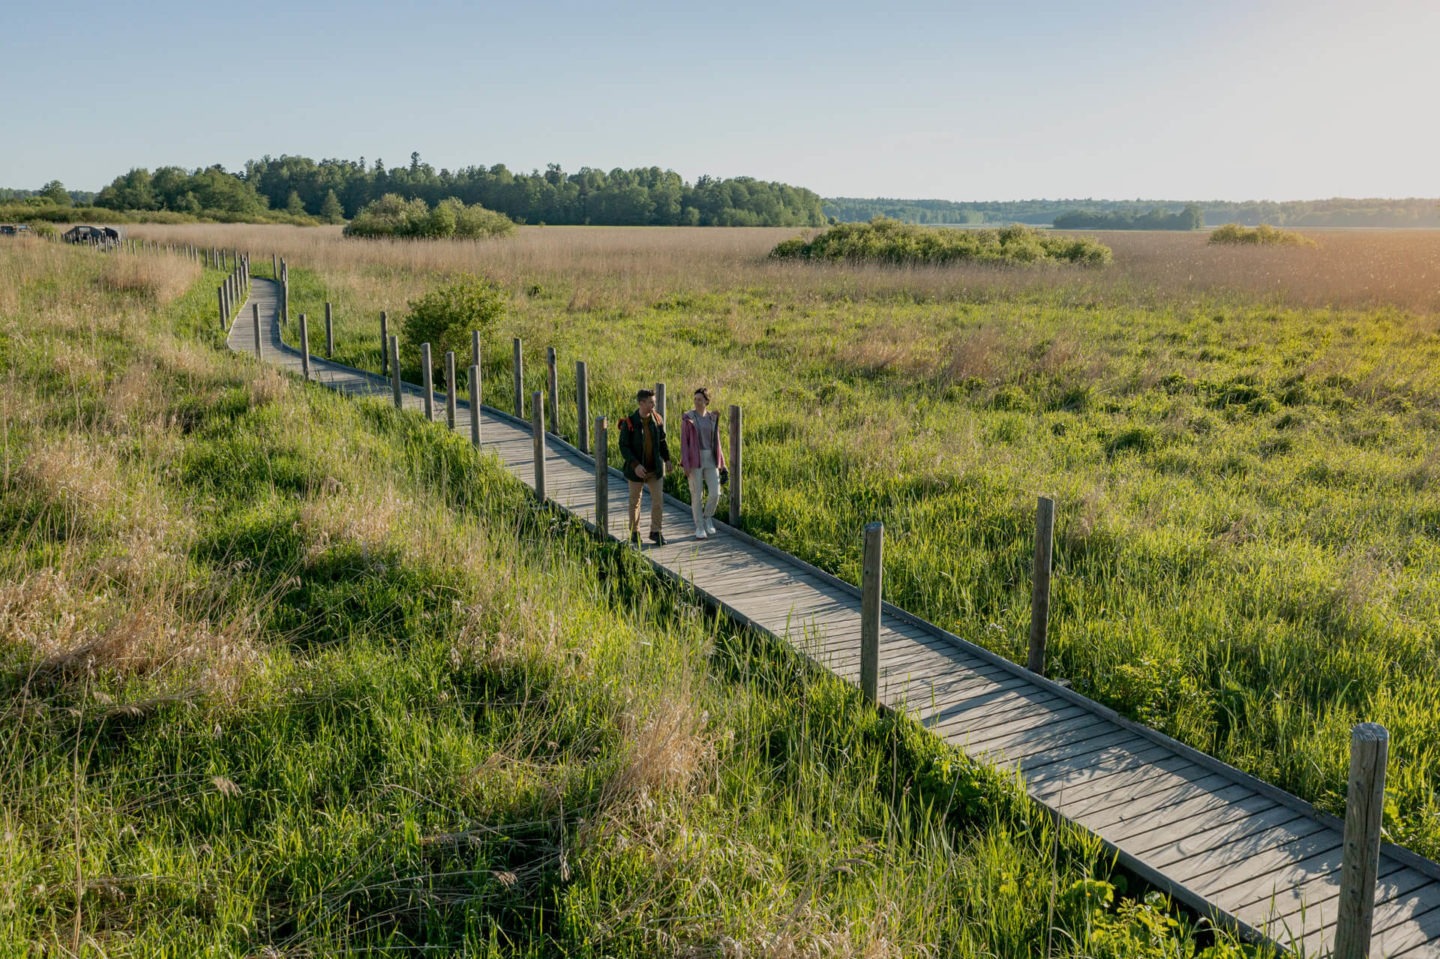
top-left (680, 387), bottom-right (726, 540)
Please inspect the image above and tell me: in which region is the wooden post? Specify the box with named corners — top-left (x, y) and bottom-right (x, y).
top-left (299, 314), bottom-right (311, 381)
top-left (546, 346), bottom-right (559, 435)
top-left (576, 361), bottom-right (590, 454)
top-left (421, 343), bottom-right (434, 421)
top-left (380, 311), bottom-right (389, 376)
top-left (389, 335), bottom-right (401, 410)
top-left (471, 329), bottom-right (481, 372)
top-left (861, 522), bottom-right (884, 706)
top-left (655, 381), bottom-right (666, 424)
top-left (251, 303), bottom-right (262, 360)
top-left (1335, 723), bottom-right (1389, 959)
top-left (272, 252), bottom-right (277, 279)
top-left (532, 391), bottom-right (546, 502)
top-left (594, 416), bottom-right (609, 537)
top-left (445, 351), bottom-right (457, 429)
top-left (1028, 496), bottom-right (1056, 676)
top-left (469, 365), bottom-right (481, 446)
top-left (728, 404), bottom-right (742, 526)
top-left (324, 302), bottom-right (333, 357)
top-left (513, 337), bottom-right (524, 418)
top-left (217, 286), bottom-right (226, 330)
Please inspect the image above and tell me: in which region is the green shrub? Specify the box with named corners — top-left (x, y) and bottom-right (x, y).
top-left (344, 193), bottom-right (514, 239)
top-left (1209, 223), bottom-right (1316, 247)
top-left (401, 276), bottom-right (507, 386)
top-left (770, 217), bottom-right (1111, 266)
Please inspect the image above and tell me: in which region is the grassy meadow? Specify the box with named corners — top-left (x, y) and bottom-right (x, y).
top-left (0, 237), bottom-right (1251, 956)
top-left (126, 222), bottom-right (1440, 864)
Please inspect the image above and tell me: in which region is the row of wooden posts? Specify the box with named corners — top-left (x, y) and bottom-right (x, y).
top-left (859, 508), bottom-right (1386, 958)
top-left (215, 256), bottom-right (251, 330)
top-left (227, 262), bottom-right (1390, 959)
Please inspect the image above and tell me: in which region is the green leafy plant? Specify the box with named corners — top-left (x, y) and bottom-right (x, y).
top-left (401, 275), bottom-right (507, 387)
top-left (1209, 223), bottom-right (1316, 247)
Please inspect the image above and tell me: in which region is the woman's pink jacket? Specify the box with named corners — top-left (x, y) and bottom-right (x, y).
top-left (679, 409), bottom-right (727, 472)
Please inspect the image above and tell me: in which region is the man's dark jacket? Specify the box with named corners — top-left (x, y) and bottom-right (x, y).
top-left (618, 410), bottom-right (670, 482)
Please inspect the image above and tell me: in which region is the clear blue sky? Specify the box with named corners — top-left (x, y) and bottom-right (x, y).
top-left (3, 0), bottom-right (1435, 201)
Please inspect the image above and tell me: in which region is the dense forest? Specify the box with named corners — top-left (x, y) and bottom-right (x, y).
top-left (1052, 205), bottom-right (1203, 230)
top-left (76, 154), bottom-right (826, 227)
top-left (824, 196), bottom-right (1440, 228)
top-left (7, 168), bottom-right (1438, 230)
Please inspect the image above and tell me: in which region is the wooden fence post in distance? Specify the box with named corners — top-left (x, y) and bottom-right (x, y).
top-left (728, 404), bottom-right (742, 526)
top-left (389, 335), bottom-right (401, 410)
top-left (546, 346), bottom-right (559, 435)
top-left (299, 314), bottom-right (311, 381)
top-left (576, 361), bottom-right (590, 454)
top-left (513, 337), bottom-right (524, 418)
top-left (469, 365), bottom-right (481, 446)
top-left (1028, 496), bottom-right (1055, 676)
top-left (861, 522), bottom-right (884, 705)
top-left (594, 416), bottom-right (608, 537)
top-left (532, 391), bottom-right (546, 502)
top-left (421, 343), bottom-right (434, 421)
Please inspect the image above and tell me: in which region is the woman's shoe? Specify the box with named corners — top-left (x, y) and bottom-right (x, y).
top-left (705, 518), bottom-right (717, 535)
top-left (695, 528), bottom-right (708, 540)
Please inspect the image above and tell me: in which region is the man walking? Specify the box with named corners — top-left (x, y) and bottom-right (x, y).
top-left (619, 388), bottom-right (671, 545)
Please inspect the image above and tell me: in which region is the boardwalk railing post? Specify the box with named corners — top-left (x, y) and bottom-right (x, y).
top-left (513, 337), bottom-right (524, 418)
top-left (217, 286), bottom-right (226, 330)
top-left (728, 404), bottom-right (742, 526)
top-left (1336, 723), bottom-right (1389, 959)
top-left (324, 302), bottom-right (333, 357)
top-left (380, 311), bottom-right (389, 376)
top-left (421, 343), bottom-right (434, 421)
top-left (576, 361), bottom-right (590, 454)
top-left (299, 314), bottom-right (311, 381)
top-left (272, 252), bottom-right (277, 279)
top-left (389, 335), bottom-right (401, 410)
top-left (531, 391), bottom-right (546, 502)
top-left (471, 330), bottom-right (481, 372)
top-left (252, 303), bottom-right (262, 360)
top-left (861, 522), bottom-right (884, 706)
top-left (469, 365), bottom-right (481, 446)
top-left (445, 351), bottom-right (457, 429)
top-left (1028, 495), bottom-right (1056, 676)
top-left (594, 416), bottom-right (608, 537)
top-left (546, 346), bottom-right (559, 435)
top-left (656, 382), bottom-right (666, 426)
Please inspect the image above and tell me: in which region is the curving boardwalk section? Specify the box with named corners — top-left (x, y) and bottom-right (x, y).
top-left (230, 278), bottom-right (1440, 957)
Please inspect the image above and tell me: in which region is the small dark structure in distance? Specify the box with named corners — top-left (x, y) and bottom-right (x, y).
top-left (62, 225), bottom-right (121, 245)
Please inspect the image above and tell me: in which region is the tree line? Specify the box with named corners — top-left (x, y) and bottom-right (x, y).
top-left (824, 196), bottom-right (1440, 228)
top-left (1052, 205), bottom-right (1203, 230)
top-left (82, 154), bottom-right (826, 227)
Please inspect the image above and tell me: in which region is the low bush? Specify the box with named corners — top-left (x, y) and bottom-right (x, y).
top-left (771, 217), bottom-right (1112, 265)
top-left (402, 275), bottom-right (508, 385)
top-left (344, 194), bottom-right (515, 239)
top-left (1209, 223), bottom-right (1316, 247)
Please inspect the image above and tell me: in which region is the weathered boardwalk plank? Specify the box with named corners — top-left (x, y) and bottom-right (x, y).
top-left (230, 278), bottom-right (1440, 957)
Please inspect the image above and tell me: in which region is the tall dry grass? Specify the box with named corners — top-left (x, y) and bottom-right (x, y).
top-left (126, 222), bottom-right (1440, 313)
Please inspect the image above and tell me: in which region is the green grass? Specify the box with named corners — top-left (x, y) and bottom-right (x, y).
top-left (298, 250), bottom-right (1440, 862)
top-left (0, 243), bottom-right (1254, 956)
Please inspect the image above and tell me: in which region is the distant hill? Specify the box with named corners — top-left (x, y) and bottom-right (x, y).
top-left (823, 197), bottom-right (1440, 229)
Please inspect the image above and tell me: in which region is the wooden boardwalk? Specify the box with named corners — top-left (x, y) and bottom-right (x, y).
top-left (230, 279), bottom-right (1440, 957)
